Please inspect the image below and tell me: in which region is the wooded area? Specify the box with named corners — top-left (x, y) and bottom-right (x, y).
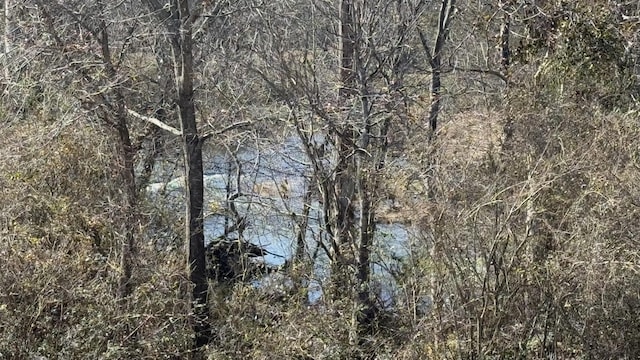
top-left (1, 0), bottom-right (640, 358)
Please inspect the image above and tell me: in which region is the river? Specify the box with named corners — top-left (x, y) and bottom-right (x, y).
top-left (146, 136), bottom-right (412, 304)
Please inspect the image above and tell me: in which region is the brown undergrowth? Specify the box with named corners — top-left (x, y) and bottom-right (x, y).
top-left (0, 120), bottom-right (193, 358)
top-left (3, 93), bottom-right (640, 358)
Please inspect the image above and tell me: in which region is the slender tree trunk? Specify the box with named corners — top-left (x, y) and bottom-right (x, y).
top-left (499, 0), bottom-right (512, 102)
top-left (115, 123), bottom-right (137, 298)
top-left (428, 55), bottom-right (442, 134)
top-left (174, 0), bottom-right (211, 348)
top-left (288, 175), bottom-right (314, 302)
top-left (330, 0), bottom-right (358, 302)
top-left (339, 0), bottom-right (356, 99)
top-left (500, 12), bottom-right (510, 72)
top-left (182, 116), bottom-right (210, 349)
top-left (351, 166), bottom-right (375, 347)
top-left (142, 0), bottom-right (211, 348)
top-left (94, 1), bottom-right (138, 298)
top-left (331, 135), bottom-right (356, 299)
top-left (419, 0), bottom-right (455, 136)
top-left (337, 1), bottom-right (380, 352)
top-left (2, 0), bottom-right (10, 88)
top-left (294, 179), bottom-right (313, 263)
top-left (106, 66), bottom-right (137, 302)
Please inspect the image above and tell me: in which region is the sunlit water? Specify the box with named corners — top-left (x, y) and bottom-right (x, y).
top-left (147, 137), bottom-right (410, 303)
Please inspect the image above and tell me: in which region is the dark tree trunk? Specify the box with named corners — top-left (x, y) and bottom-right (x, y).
top-left (355, 172), bottom-right (375, 331)
top-left (339, 0), bottom-right (357, 99)
top-left (174, 0), bottom-right (211, 348)
top-left (419, 0), bottom-right (456, 136)
top-left (94, 3), bottom-right (138, 299)
top-left (329, 0), bottom-right (359, 302)
top-left (499, 2), bottom-right (511, 73)
top-left (142, 0), bottom-right (212, 348)
top-left (115, 122), bottom-right (137, 299)
top-left (183, 126), bottom-right (210, 348)
top-left (428, 55), bottom-right (442, 134)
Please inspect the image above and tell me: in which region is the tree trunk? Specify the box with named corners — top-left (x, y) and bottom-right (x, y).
top-left (329, 0), bottom-right (358, 302)
top-left (339, 0), bottom-right (356, 99)
top-left (142, 0), bottom-right (212, 348)
top-left (2, 0), bottom-right (10, 89)
top-left (419, 0), bottom-right (456, 136)
top-left (428, 55), bottom-right (442, 134)
top-left (100, 32), bottom-right (136, 301)
top-left (173, 0), bottom-right (211, 349)
top-left (499, 0), bottom-right (511, 73)
top-left (182, 117), bottom-right (210, 349)
top-left (351, 165), bottom-right (375, 347)
top-left (113, 120), bottom-right (137, 299)
top-left (93, 0), bottom-right (138, 299)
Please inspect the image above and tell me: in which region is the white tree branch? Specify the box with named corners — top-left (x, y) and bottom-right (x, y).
top-left (126, 107), bottom-right (182, 136)
top-left (127, 107), bottom-right (251, 140)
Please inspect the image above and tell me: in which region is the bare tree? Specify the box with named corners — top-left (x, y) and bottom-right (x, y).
top-left (2, 0), bottom-right (9, 87)
top-left (141, 0), bottom-right (212, 349)
top-left (243, 0), bottom-right (425, 352)
top-left (30, 0), bottom-right (144, 298)
top-left (418, 0), bottom-right (456, 135)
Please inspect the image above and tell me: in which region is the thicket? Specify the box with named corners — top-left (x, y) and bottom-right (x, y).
top-left (1, 0), bottom-right (640, 359)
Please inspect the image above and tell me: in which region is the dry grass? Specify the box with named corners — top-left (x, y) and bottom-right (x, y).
top-left (371, 97), bottom-right (640, 358)
top-left (0, 120), bottom-right (194, 358)
top-left (436, 110), bottom-right (505, 164)
top-left (3, 78), bottom-right (640, 358)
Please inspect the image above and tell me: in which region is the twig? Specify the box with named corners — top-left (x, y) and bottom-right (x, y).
top-left (201, 120), bottom-right (252, 140)
top-left (450, 66), bottom-right (511, 84)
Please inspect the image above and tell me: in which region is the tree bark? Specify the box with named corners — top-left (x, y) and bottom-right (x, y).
top-left (499, 0), bottom-right (511, 73)
top-left (173, 0), bottom-right (211, 348)
top-left (329, 0), bottom-right (358, 302)
top-left (339, 0), bottom-right (357, 99)
top-left (352, 164), bottom-right (375, 346)
top-left (115, 122), bottom-right (137, 299)
top-left (142, 0), bottom-right (211, 348)
top-left (2, 0), bottom-right (10, 89)
top-left (418, 0), bottom-right (456, 136)
top-left (94, 2), bottom-right (139, 299)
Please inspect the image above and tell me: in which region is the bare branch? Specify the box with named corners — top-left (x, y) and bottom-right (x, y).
top-left (449, 65), bottom-right (511, 84)
top-left (126, 107), bottom-right (182, 136)
top-left (201, 120), bottom-right (252, 141)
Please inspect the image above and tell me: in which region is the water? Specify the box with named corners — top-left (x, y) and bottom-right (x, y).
top-left (147, 137), bottom-right (410, 303)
